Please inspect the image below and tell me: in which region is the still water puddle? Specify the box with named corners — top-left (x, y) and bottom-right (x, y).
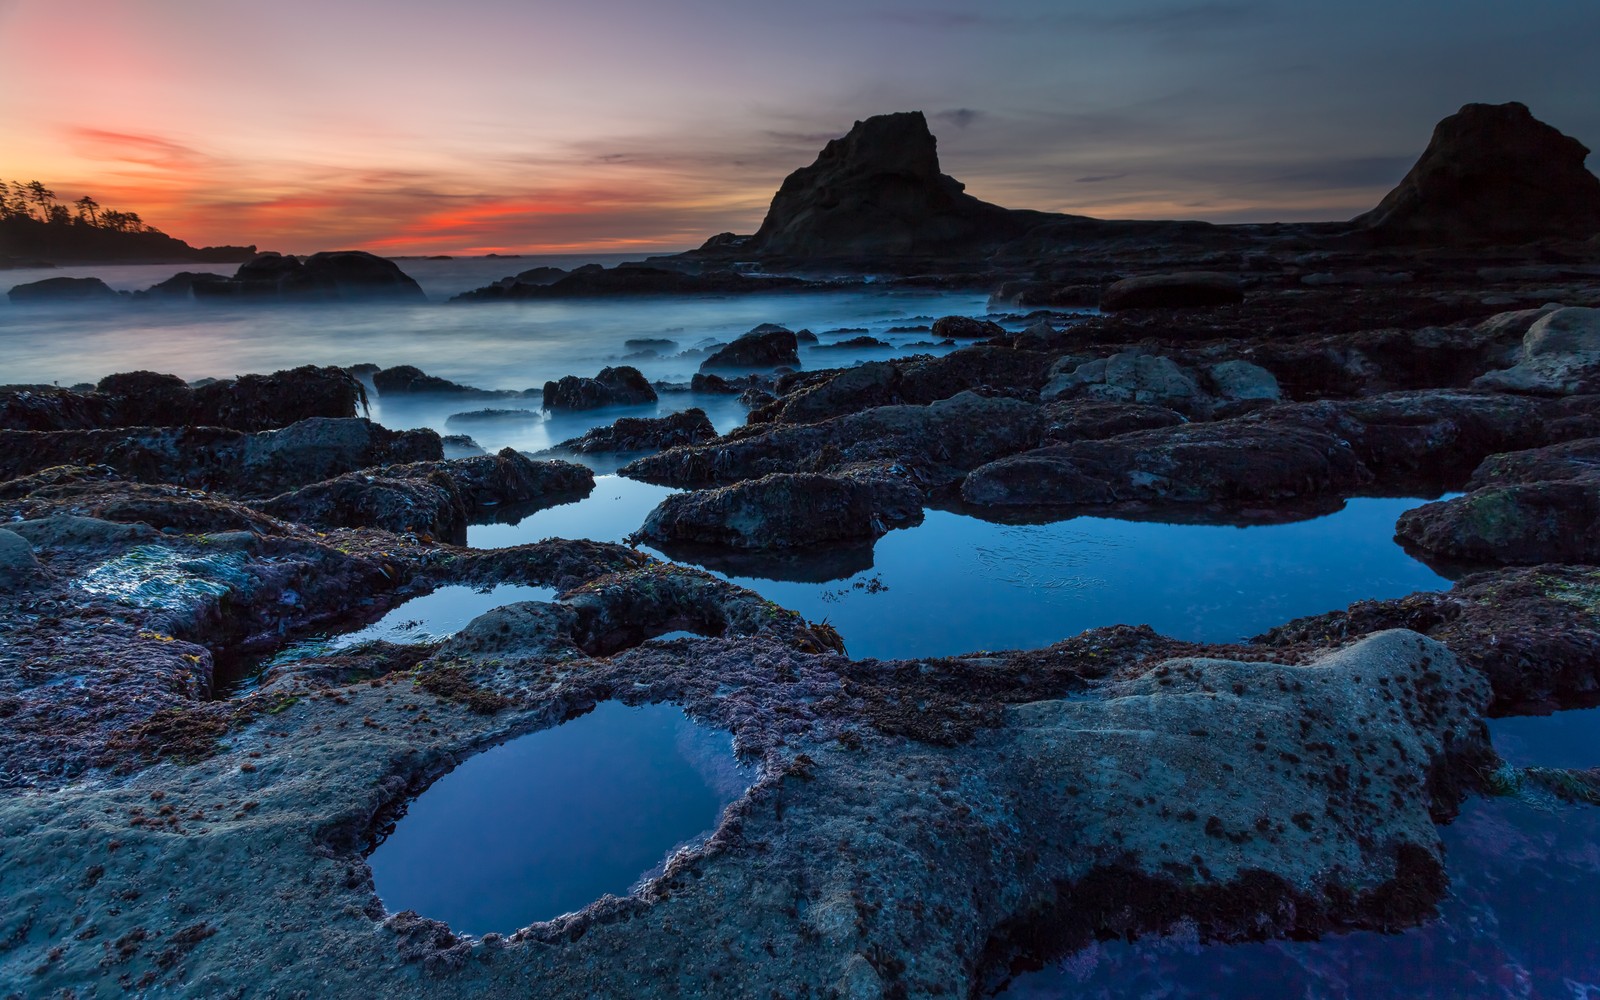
top-left (217, 583), bottom-right (556, 694)
top-left (1001, 795), bottom-right (1600, 999)
top-left (1489, 704), bottom-right (1600, 770)
top-left (703, 497), bottom-right (1452, 659)
top-left (471, 491), bottom-right (1451, 659)
top-left (367, 701), bottom-right (750, 934)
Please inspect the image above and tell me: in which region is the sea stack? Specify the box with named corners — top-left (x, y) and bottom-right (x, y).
top-left (745, 111), bottom-right (1036, 258)
top-left (1353, 101), bottom-right (1600, 242)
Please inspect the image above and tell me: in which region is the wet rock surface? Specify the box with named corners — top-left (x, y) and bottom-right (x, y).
top-left (541, 365), bottom-right (657, 411)
top-left (550, 407), bottom-right (716, 454)
top-left (7, 275), bottom-right (120, 303)
top-left (636, 472), bottom-right (909, 550)
top-left (699, 326), bottom-right (801, 370)
top-left (191, 250), bottom-right (426, 301)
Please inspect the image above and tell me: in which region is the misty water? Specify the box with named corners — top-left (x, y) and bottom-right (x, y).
top-left (6, 256), bottom-right (1549, 984)
top-left (366, 700), bottom-right (751, 934)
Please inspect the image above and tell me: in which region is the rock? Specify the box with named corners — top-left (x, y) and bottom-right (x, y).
top-left (700, 328), bottom-right (800, 370)
top-left (89, 366), bottom-right (368, 431)
top-left (812, 335), bottom-right (892, 351)
top-left (7, 276), bottom-right (120, 303)
top-left (235, 418), bottom-right (443, 495)
top-left (625, 391), bottom-right (1042, 490)
top-left (191, 251), bottom-right (425, 301)
top-left (623, 338), bottom-right (678, 353)
top-left (1040, 400), bottom-right (1186, 443)
top-left (391, 449), bottom-right (593, 514)
top-left (513, 266), bottom-right (569, 285)
top-left (0, 386), bottom-right (119, 431)
top-left (444, 408), bottom-right (542, 426)
top-left (1299, 271), bottom-right (1413, 287)
top-left (552, 408), bottom-right (716, 454)
top-left (1204, 359), bottom-right (1281, 402)
top-left (932, 316), bottom-right (1004, 339)
top-left (1473, 307), bottom-right (1600, 394)
top-left (1396, 479), bottom-right (1600, 566)
top-left (637, 473), bottom-right (887, 549)
top-left (440, 434), bottom-right (485, 459)
top-left (1468, 437), bottom-right (1600, 488)
top-left (140, 271), bottom-right (228, 298)
top-left (258, 471), bottom-right (470, 542)
top-left (452, 267), bottom-right (804, 300)
top-left (372, 365), bottom-right (523, 398)
top-left (1041, 352), bottom-right (1205, 412)
top-left (1473, 304), bottom-right (1563, 339)
top-left (690, 373), bottom-right (736, 394)
top-left (541, 366), bottom-right (657, 411)
top-left (962, 419), bottom-right (1364, 509)
top-left (1100, 272), bottom-right (1244, 311)
top-left (0, 528), bottom-right (40, 588)
top-left (759, 347), bottom-right (1053, 425)
top-left (743, 111), bottom-right (1037, 257)
top-left (1352, 102), bottom-right (1600, 242)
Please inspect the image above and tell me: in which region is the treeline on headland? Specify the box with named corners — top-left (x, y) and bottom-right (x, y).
top-left (0, 178), bottom-right (255, 266)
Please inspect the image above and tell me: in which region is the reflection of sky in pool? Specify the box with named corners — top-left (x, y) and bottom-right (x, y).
top-left (367, 701), bottom-right (751, 934)
top-left (1489, 705), bottom-right (1600, 770)
top-left (470, 490), bottom-right (1451, 661)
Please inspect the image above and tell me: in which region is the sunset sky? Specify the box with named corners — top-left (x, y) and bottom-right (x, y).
top-left (3, 0), bottom-right (1596, 255)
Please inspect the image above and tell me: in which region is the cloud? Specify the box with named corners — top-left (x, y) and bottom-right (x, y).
top-left (66, 128), bottom-right (214, 170)
top-left (933, 108), bottom-right (983, 129)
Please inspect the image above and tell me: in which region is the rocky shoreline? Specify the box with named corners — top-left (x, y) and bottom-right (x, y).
top-left (3, 101), bottom-right (1600, 997)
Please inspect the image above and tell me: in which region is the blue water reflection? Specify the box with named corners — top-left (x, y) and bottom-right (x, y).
top-left (367, 701), bottom-right (749, 934)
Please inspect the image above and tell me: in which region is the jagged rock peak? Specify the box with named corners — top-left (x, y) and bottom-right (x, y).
top-left (1354, 101), bottom-right (1600, 242)
top-left (748, 111), bottom-right (1030, 257)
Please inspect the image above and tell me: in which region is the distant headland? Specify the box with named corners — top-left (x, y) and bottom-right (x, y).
top-left (0, 179), bottom-right (255, 268)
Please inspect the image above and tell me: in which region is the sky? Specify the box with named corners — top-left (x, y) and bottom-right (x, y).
top-left (2, 0), bottom-right (1597, 255)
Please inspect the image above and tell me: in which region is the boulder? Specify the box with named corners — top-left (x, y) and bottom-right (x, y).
top-left (0, 386), bottom-right (119, 431)
top-left (624, 391), bottom-right (1042, 490)
top-left (191, 251), bottom-right (425, 301)
top-left (700, 328), bottom-right (800, 370)
top-left (743, 111), bottom-right (1038, 257)
top-left (1395, 479), bottom-right (1600, 566)
top-left (812, 336), bottom-right (892, 351)
top-left (92, 366), bottom-right (367, 431)
top-left (1041, 352), bottom-right (1205, 412)
top-left (440, 434), bottom-right (486, 459)
top-left (1099, 272), bottom-right (1244, 311)
top-left (552, 408), bottom-right (717, 454)
top-left (1040, 400), bottom-right (1186, 444)
top-left (259, 470), bottom-right (468, 542)
top-left (637, 473), bottom-right (884, 549)
top-left (444, 408), bottom-right (542, 426)
top-left (1352, 102), bottom-right (1600, 242)
top-left (372, 365), bottom-right (522, 398)
top-left (140, 271), bottom-right (228, 298)
top-left (512, 266), bottom-right (569, 285)
top-left (0, 528), bottom-right (40, 588)
top-left (541, 366), bottom-right (657, 411)
top-left (7, 276), bottom-right (120, 303)
top-left (961, 419), bottom-right (1365, 509)
top-left (932, 316), bottom-right (1005, 340)
top-left (1204, 359), bottom-right (1281, 402)
top-left (1473, 307), bottom-right (1600, 394)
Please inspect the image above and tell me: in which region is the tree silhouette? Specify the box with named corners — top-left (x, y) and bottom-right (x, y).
top-left (26, 180), bottom-right (55, 221)
top-left (74, 195), bottom-right (99, 225)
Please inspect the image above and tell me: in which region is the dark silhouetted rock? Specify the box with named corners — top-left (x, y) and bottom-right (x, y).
top-left (444, 408), bottom-right (543, 426)
top-left (700, 328), bottom-right (800, 370)
top-left (638, 473), bottom-right (884, 549)
top-left (140, 271), bottom-right (228, 298)
top-left (1353, 102), bottom-right (1600, 242)
top-left (541, 366), bottom-right (657, 411)
top-left (932, 316), bottom-right (1005, 339)
top-left (624, 338), bottom-right (678, 353)
top-left (553, 408), bottom-right (716, 454)
top-left (744, 111), bottom-right (1041, 257)
top-left (813, 336), bottom-right (892, 351)
top-left (1100, 273), bottom-right (1244, 311)
top-left (0, 386), bottom-right (119, 431)
top-left (92, 366), bottom-right (366, 431)
top-left (513, 266), bottom-right (569, 285)
top-left (451, 266), bottom-right (803, 300)
top-left (7, 276), bottom-right (119, 303)
top-left (372, 365), bottom-right (524, 399)
top-left (191, 251), bottom-right (425, 301)
top-left (440, 434), bottom-right (485, 459)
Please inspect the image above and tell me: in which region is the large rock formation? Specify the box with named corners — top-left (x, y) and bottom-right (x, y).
top-left (192, 251), bottom-right (426, 301)
top-left (743, 111), bottom-right (1048, 258)
top-left (1352, 101), bottom-right (1600, 242)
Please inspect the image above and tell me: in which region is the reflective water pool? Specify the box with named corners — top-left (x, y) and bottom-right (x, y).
top-left (366, 700), bottom-right (750, 934)
top-left (1489, 705), bottom-right (1600, 771)
top-left (1001, 795), bottom-right (1600, 999)
top-left (217, 583), bottom-right (557, 694)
